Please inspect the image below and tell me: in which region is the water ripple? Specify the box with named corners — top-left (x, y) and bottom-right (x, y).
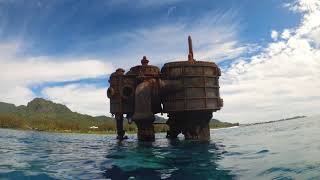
top-left (1, 116), bottom-right (320, 179)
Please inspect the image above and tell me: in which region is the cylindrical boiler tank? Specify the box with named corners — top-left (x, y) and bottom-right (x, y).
top-left (161, 61), bottom-right (223, 112)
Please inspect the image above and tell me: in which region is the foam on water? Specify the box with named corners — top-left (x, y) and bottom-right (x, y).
top-left (0, 116), bottom-right (320, 179)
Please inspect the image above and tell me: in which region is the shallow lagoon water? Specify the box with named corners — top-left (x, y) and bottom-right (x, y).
top-left (1, 116), bottom-right (320, 179)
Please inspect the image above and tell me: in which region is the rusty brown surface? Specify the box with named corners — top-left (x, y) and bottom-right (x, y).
top-left (188, 35), bottom-right (195, 63)
top-left (107, 36), bottom-right (223, 141)
top-left (161, 61), bottom-right (223, 112)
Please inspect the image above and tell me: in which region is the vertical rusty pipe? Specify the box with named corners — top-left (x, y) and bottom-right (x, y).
top-left (188, 35), bottom-right (195, 62)
top-left (132, 79), bottom-right (157, 141)
top-left (132, 79), bottom-right (156, 121)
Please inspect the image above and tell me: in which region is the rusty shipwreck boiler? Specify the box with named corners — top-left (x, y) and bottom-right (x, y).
top-left (107, 36), bottom-right (223, 141)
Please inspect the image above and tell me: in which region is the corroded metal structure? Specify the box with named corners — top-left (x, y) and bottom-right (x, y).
top-left (107, 36), bottom-right (223, 141)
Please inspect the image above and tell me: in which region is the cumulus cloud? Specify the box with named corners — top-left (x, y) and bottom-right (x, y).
top-left (0, 41), bottom-right (113, 105)
top-left (271, 30), bottom-right (279, 41)
top-left (108, 10), bottom-right (251, 68)
top-left (215, 0), bottom-right (320, 123)
top-left (42, 84), bottom-right (109, 116)
top-left (281, 29), bottom-right (291, 39)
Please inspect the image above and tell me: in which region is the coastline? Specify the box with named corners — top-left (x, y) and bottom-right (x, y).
top-left (0, 124), bottom-right (240, 135)
top-left (242, 115), bottom-right (307, 126)
top-left (0, 127), bottom-right (139, 135)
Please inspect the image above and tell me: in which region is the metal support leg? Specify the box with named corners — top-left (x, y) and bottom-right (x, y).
top-left (176, 111), bottom-right (212, 141)
top-left (115, 114), bottom-right (127, 140)
top-left (135, 116), bottom-right (155, 141)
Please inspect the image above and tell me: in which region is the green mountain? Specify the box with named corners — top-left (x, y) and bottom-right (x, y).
top-left (26, 98), bottom-right (72, 113)
top-left (0, 98), bottom-right (116, 133)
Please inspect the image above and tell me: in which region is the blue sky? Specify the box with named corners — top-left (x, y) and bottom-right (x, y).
top-left (1, 0), bottom-right (320, 123)
top-left (1, 0), bottom-right (299, 57)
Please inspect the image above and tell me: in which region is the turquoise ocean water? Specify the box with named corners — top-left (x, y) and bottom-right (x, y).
top-left (0, 116), bottom-right (320, 179)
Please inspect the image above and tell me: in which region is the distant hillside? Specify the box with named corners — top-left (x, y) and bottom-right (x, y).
top-left (210, 119), bottom-right (239, 128)
top-left (0, 102), bottom-right (16, 113)
top-left (0, 98), bottom-right (118, 133)
top-left (27, 98), bottom-right (72, 114)
top-left (0, 98), bottom-right (238, 134)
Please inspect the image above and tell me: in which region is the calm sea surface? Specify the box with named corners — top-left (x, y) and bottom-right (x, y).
top-left (1, 116), bottom-right (320, 180)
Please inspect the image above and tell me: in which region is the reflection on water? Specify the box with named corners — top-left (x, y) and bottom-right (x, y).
top-left (1, 116), bottom-right (320, 179)
top-left (104, 140), bottom-right (235, 180)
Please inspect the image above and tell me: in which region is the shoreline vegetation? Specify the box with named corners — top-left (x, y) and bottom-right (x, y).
top-left (0, 98), bottom-right (239, 135)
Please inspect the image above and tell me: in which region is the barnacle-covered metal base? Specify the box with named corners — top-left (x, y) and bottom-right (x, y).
top-left (166, 111), bottom-right (212, 141)
top-left (135, 118), bottom-right (155, 141)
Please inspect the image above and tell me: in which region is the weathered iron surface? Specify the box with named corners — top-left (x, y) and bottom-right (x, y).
top-left (108, 68), bottom-right (136, 114)
top-left (107, 36), bottom-right (223, 141)
top-left (161, 61), bottom-right (223, 112)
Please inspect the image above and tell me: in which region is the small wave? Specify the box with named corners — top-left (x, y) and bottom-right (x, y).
top-left (225, 152), bottom-right (244, 156)
top-left (259, 167), bottom-right (294, 176)
top-left (256, 150), bottom-right (269, 154)
top-left (211, 126), bottom-right (239, 131)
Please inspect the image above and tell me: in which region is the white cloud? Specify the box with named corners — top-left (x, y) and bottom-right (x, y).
top-left (215, 0), bottom-right (320, 123)
top-left (271, 30), bottom-right (278, 41)
top-left (1, 58), bottom-right (112, 84)
top-left (287, 0), bottom-right (320, 13)
top-left (107, 10), bottom-right (251, 68)
top-left (42, 84), bottom-right (109, 116)
top-left (0, 41), bottom-right (113, 105)
top-left (281, 29), bottom-right (291, 39)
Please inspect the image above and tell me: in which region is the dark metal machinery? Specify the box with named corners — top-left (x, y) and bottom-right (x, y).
top-left (107, 36), bottom-right (223, 141)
